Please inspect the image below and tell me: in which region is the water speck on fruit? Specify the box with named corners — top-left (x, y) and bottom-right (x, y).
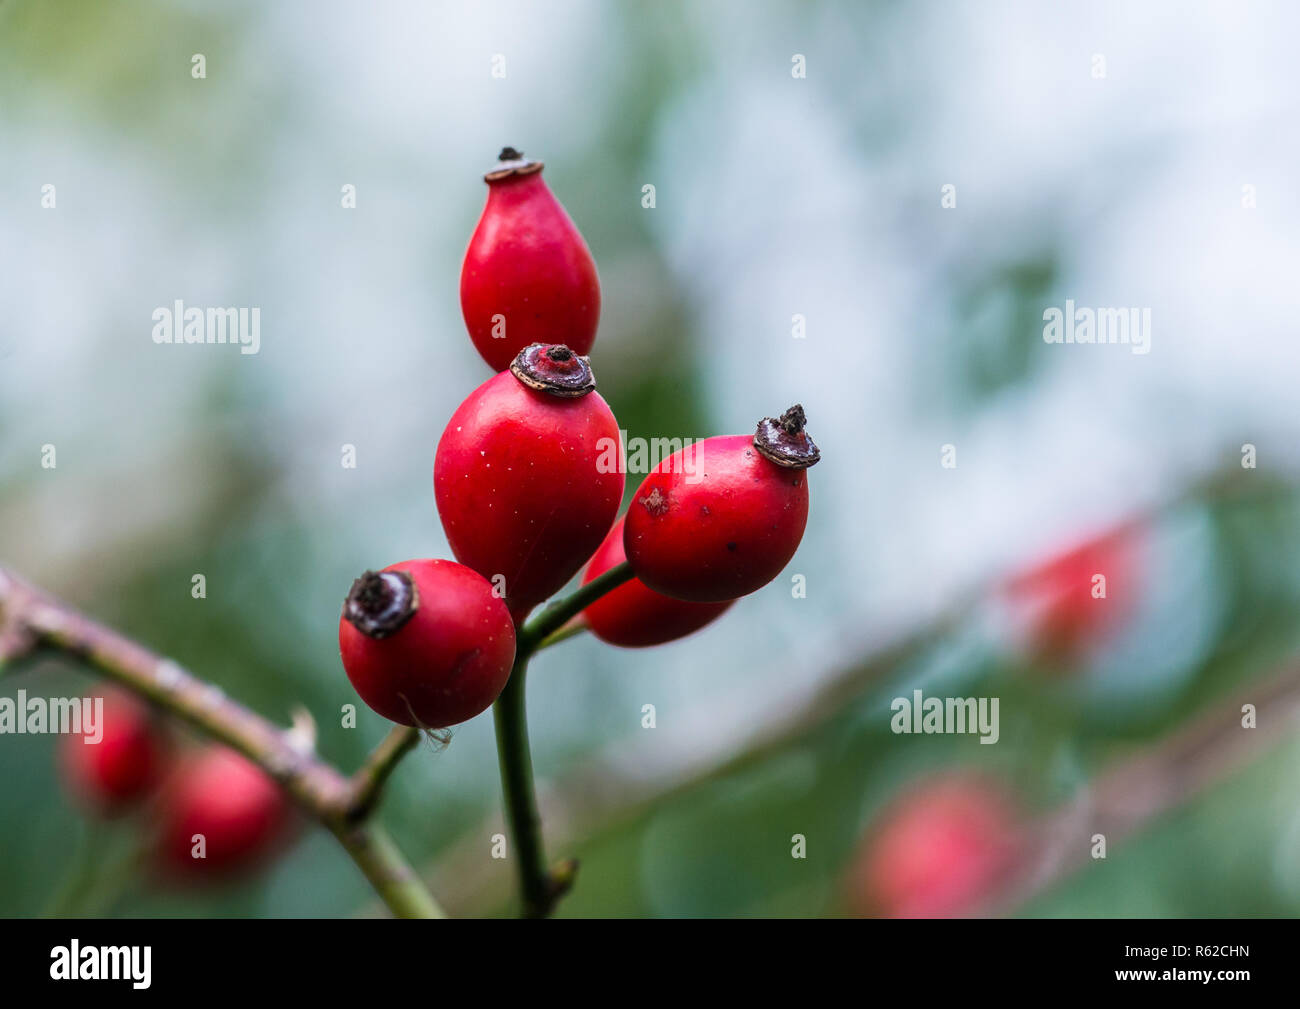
top-left (700, 505), bottom-right (711, 517)
top-left (639, 487), bottom-right (669, 516)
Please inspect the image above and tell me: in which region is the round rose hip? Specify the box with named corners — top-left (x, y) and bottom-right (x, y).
top-left (582, 516), bottom-right (734, 647)
top-left (434, 344), bottom-right (623, 620)
top-left (60, 690), bottom-right (169, 816)
top-left (623, 405), bottom-right (819, 603)
top-left (155, 746), bottom-right (293, 878)
top-left (339, 558), bottom-right (515, 728)
top-left (461, 148), bottom-right (600, 372)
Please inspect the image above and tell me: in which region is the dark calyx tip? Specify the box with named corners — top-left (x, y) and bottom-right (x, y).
top-left (485, 148), bottom-right (544, 182)
top-left (344, 570), bottom-right (418, 639)
top-left (510, 343), bottom-right (596, 398)
top-left (753, 404), bottom-right (820, 468)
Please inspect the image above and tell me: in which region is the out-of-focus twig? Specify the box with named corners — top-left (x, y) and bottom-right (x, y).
top-left (986, 661), bottom-right (1300, 916)
top-left (0, 566), bottom-right (443, 919)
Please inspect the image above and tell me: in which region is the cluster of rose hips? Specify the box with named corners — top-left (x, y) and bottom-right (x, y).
top-left (60, 690), bottom-right (291, 879)
top-left (338, 147), bottom-right (821, 730)
top-left (58, 147), bottom-right (820, 892)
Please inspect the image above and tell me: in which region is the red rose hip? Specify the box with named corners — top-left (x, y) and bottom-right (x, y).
top-left (59, 690), bottom-right (169, 815)
top-left (851, 777), bottom-right (1021, 918)
top-left (624, 405), bottom-right (819, 603)
top-left (1004, 524), bottom-right (1140, 667)
top-left (339, 558), bottom-right (515, 728)
top-left (460, 148), bottom-right (601, 372)
top-left (434, 344), bottom-right (623, 619)
top-left (155, 746), bottom-right (293, 877)
top-left (582, 516), bottom-right (734, 647)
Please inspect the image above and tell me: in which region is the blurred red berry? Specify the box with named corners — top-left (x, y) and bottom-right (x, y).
top-left (1005, 525), bottom-right (1140, 665)
top-left (59, 691), bottom-right (169, 816)
top-left (155, 746), bottom-right (293, 879)
top-left (852, 777), bottom-right (1020, 918)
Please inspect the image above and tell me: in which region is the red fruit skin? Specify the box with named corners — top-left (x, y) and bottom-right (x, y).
top-left (339, 559), bottom-right (515, 728)
top-left (460, 170), bottom-right (600, 372)
top-left (623, 435), bottom-right (809, 603)
top-left (582, 516), bottom-right (734, 648)
top-left (1006, 526), bottom-right (1138, 665)
top-left (156, 747), bottom-right (292, 878)
top-left (59, 691), bottom-right (168, 816)
top-left (853, 778), bottom-right (1020, 919)
top-left (434, 370), bottom-right (623, 618)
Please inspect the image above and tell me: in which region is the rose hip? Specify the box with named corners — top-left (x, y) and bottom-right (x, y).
top-left (434, 344), bottom-right (623, 620)
top-left (59, 690), bottom-right (169, 816)
top-left (339, 558), bottom-right (516, 728)
top-left (623, 406), bottom-right (819, 603)
top-left (582, 516), bottom-right (734, 647)
top-left (851, 777), bottom-right (1021, 918)
top-left (460, 148), bottom-right (600, 372)
top-left (1005, 524), bottom-right (1140, 666)
top-left (155, 746), bottom-right (293, 878)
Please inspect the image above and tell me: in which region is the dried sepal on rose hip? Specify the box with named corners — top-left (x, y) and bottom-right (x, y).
top-left (154, 745), bottom-right (294, 880)
top-left (581, 516), bottom-right (734, 648)
top-left (338, 559), bottom-right (515, 728)
top-left (623, 405), bottom-right (819, 603)
top-left (460, 148), bottom-right (601, 372)
top-left (434, 343), bottom-right (623, 621)
top-left (59, 689), bottom-right (171, 816)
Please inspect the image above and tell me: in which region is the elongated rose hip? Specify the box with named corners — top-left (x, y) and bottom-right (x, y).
top-left (435, 344), bottom-right (623, 620)
top-left (460, 148), bottom-right (601, 372)
top-left (623, 406), bottom-right (819, 603)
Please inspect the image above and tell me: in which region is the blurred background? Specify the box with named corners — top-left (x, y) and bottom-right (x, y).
top-left (4, 0), bottom-right (1300, 917)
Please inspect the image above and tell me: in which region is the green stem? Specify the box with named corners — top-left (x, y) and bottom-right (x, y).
top-left (328, 820), bottom-right (445, 919)
top-left (517, 561), bottom-right (633, 653)
top-left (491, 560), bottom-right (633, 918)
top-left (493, 654), bottom-right (553, 917)
top-left (534, 620), bottom-right (588, 652)
top-left (346, 725), bottom-right (421, 820)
